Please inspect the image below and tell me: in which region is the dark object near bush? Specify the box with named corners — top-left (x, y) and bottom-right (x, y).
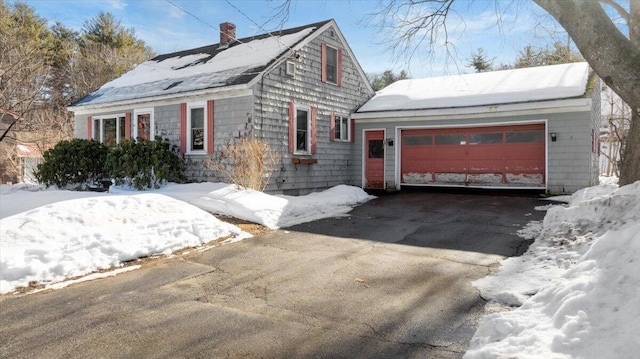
top-left (35, 139), bottom-right (109, 188)
top-left (106, 136), bottom-right (186, 190)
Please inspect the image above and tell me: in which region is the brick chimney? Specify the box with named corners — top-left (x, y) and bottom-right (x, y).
top-left (219, 22), bottom-right (236, 47)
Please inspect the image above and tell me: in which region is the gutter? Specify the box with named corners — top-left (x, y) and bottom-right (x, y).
top-left (68, 84), bottom-right (251, 114)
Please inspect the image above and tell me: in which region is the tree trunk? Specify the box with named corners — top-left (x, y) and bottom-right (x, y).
top-left (534, 0), bottom-right (640, 185)
top-left (620, 109), bottom-right (640, 184)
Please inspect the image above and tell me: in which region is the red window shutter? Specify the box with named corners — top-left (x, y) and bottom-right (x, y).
top-left (337, 48), bottom-right (343, 87)
top-left (180, 103), bottom-right (187, 154)
top-left (321, 43), bottom-right (327, 83)
top-left (311, 106), bottom-right (317, 154)
top-left (288, 101), bottom-right (295, 153)
top-left (329, 112), bottom-right (335, 142)
top-left (125, 113), bottom-right (131, 140)
top-left (207, 100), bottom-right (214, 154)
top-left (350, 118), bottom-right (355, 143)
top-left (87, 116), bottom-right (92, 140)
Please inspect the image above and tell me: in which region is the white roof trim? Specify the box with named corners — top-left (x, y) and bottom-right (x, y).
top-left (69, 86), bottom-right (251, 114)
top-left (352, 98), bottom-right (592, 122)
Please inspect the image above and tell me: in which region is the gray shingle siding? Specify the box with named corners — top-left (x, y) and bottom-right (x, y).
top-left (251, 26), bottom-right (372, 194)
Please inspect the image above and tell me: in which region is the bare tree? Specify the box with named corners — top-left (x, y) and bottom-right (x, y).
top-left (600, 84), bottom-right (631, 177)
top-left (534, 0), bottom-right (639, 185)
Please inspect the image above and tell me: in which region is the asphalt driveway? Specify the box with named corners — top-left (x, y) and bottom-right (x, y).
top-left (0, 189), bottom-right (545, 358)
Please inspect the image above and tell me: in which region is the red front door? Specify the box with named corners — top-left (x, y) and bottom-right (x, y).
top-left (365, 130), bottom-right (385, 189)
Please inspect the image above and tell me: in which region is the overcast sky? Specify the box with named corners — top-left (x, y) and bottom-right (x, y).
top-left (22, 0), bottom-right (627, 78)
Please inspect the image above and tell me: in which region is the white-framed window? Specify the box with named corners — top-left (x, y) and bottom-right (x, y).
top-left (186, 101), bottom-right (207, 154)
top-left (93, 114), bottom-right (126, 147)
top-left (325, 45), bottom-right (338, 84)
top-left (295, 104), bottom-right (310, 154)
top-left (334, 115), bottom-right (349, 141)
top-left (133, 108), bottom-right (154, 141)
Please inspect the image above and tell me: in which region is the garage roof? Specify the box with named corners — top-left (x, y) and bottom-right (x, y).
top-left (357, 62), bottom-right (590, 112)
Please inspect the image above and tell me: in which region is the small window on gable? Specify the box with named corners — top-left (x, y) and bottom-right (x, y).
top-left (295, 106), bottom-right (310, 154)
top-left (325, 46), bottom-right (338, 84)
top-left (334, 115), bottom-right (349, 141)
top-left (134, 108), bottom-right (154, 141)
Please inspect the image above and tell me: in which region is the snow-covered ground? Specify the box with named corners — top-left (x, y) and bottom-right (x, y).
top-left (466, 176), bottom-right (640, 358)
top-left (0, 183), bottom-right (374, 294)
top-left (2, 177), bottom-right (638, 358)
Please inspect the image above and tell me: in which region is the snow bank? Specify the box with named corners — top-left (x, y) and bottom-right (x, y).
top-left (0, 183), bottom-right (374, 294)
top-left (0, 193), bottom-right (245, 294)
top-left (158, 183), bottom-right (376, 229)
top-left (466, 181), bottom-right (640, 358)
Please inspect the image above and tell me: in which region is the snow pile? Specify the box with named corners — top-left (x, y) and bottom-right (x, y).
top-left (0, 193), bottom-right (246, 293)
top-left (466, 181), bottom-right (640, 358)
top-left (357, 62), bottom-right (589, 112)
top-left (160, 183), bottom-right (376, 229)
top-left (0, 183), bottom-right (373, 294)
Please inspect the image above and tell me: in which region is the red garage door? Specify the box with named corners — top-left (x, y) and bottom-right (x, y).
top-left (401, 124), bottom-right (545, 187)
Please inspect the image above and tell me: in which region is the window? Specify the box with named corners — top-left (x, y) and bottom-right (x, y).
top-left (133, 109), bottom-right (154, 141)
top-left (436, 134), bottom-right (467, 145)
top-left (506, 130), bottom-right (544, 143)
top-left (368, 140), bottom-right (384, 158)
top-left (469, 133), bottom-right (503, 144)
top-left (325, 46), bottom-right (338, 84)
top-left (334, 115), bottom-right (349, 141)
top-left (92, 114), bottom-right (126, 147)
top-left (295, 106), bottom-right (310, 153)
top-left (404, 135), bottom-right (432, 146)
top-left (187, 103), bottom-right (206, 153)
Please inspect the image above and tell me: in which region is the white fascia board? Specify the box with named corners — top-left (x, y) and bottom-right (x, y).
top-left (69, 86), bottom-right (252, 115)
top-left (352, 98), bottom-right (591, 122)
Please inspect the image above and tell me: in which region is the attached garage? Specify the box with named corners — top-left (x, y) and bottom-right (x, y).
top-left (352, 63), bottom-right (600, 194)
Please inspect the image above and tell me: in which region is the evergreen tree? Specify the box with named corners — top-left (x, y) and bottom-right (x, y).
top-left (368, 69), bottom-right (410, 91)
top-left (466, 48), bottom-right (494, 73)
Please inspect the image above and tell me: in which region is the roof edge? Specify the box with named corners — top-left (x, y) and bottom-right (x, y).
top-left (351, 97), bottom-right (592, 120)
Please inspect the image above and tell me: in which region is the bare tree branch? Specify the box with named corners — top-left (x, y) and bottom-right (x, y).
top-left (598, 0), bottom-right (630, 22)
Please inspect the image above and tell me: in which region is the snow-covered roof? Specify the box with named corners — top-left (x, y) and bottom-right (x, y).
top-left (71, 20), bottom-right (330, 108)
top-left (357, 62), bottom-right (591, 113)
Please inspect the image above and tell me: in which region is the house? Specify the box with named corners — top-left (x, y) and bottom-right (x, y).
top-left (351, 62), bottom-right (600, 194)
top-left (15, 142), bottom-right (43, 183)
top-left (68, 20), bottom-right (374, 194)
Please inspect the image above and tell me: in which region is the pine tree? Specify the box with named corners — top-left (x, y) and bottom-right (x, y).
top-left (466, 48), bottom-right (494, 73)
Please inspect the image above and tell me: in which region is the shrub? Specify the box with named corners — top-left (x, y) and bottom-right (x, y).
top-left (106, 136), bottom-right (186, 190)
top-left (35, 139), bottom-right (109, 188)
top-left (208, 136), bottom-right (280, 191)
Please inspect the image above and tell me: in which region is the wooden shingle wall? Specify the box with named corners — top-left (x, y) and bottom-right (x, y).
top-left (252, 25), bottom-right (373, 194)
